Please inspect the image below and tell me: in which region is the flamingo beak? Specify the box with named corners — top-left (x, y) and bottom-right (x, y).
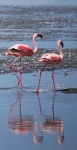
top-left (38, 34), bottom-right (43, 39)
top-left (61, 41), bottom-right (64, 48)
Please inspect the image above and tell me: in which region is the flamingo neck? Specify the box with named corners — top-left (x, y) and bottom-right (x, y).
top-left (58, 44), bottom-right (64, 59)
top-left (33, 37), bottom-right (38, 54)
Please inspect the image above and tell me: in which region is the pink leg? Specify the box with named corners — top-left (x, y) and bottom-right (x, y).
top-left (36, 64), bottom-right (47, 94)
top-left (19, 68), bottom-right (22, 88)
top-left (10, 56), bottom-right (21, 86)
top-left (18, 58), bottom-right (22, 88)
top-left (52, 67), bottom-right (56, 94)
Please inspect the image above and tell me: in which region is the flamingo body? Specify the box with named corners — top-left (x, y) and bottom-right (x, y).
top-left (8, 44), bottom-right (33, 57)
top-left (38, 39), bottom-right (64, 64)
top-left (36, 39), bottom-right (64, 93)
top-left (38, 53), bottom-right (62, 65)
top-left (6, 33), bottom-right (42, 87)
top-left (6, 33), bottom-right (42, 57)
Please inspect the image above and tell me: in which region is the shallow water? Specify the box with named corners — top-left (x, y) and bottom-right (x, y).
top-left (0, 5), bottom-right (77, 73)
top-left (0, 71), bottom-right (77, 150)
top-left (0, 5), bottom-right (77, 150)
top-left (0, 6), bottom-right (77, 45)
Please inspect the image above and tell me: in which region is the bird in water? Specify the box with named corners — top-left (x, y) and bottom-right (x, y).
top-left (36, 39), bottom-right (64, 94)
top-left (5, 33), bottom-right (42, 87)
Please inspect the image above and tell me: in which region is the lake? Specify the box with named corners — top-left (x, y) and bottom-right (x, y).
top-left (0, 4), bottom-right (77, 150)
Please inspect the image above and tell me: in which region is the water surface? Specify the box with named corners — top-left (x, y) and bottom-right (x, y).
top-left (0, 5), bottom-right (77, 73)
top-left (0, 5), bottom-right (77, 150)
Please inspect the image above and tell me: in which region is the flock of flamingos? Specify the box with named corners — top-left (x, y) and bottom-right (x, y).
top-left (5, 33), bottom-right (64, 93)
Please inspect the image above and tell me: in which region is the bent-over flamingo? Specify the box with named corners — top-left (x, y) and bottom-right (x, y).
top-left (36, 39), bottom-right (64, 94)
top-left (5, 33), bottom-right (42, 87)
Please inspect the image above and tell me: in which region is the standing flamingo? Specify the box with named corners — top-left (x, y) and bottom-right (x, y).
top-left (5, 33), bottom-right (42, 87)
top-left (36, 39), bottom-right (64, 94)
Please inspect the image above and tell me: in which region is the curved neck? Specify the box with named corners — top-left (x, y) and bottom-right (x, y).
top-left (33, 37), bottom-right (38, 54)
top-left (58, 43), bottom-right (64, 59)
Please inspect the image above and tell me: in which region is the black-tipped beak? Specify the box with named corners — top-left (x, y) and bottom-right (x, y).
top-left (61, 41), bottom-right (64, 48)
top-left (38, 34), bottom-right (43, 39)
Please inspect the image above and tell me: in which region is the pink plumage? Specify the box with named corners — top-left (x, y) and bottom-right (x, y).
top-left (36, 39), bottom-right (64, 94)
top-left (5, 33), bottom-right (42, 87)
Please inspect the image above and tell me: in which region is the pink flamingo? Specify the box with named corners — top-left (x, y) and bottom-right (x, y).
top-left (5, 33), bottom-right (42, 87)
top-left (36, 39), bottom-right (64, 94)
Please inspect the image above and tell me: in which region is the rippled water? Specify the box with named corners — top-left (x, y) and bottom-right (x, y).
top-left (0, 5), bottom-right (77, 74)
top-left (0, 6), bottom-right (77, 41)
top-left (0, 5), bottom-right (77, 150)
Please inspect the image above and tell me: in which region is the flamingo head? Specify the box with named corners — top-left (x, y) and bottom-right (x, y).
top-left (33, 33), bottom-right (43, 39)
top-left (58, 40), bottom-right (64, 48)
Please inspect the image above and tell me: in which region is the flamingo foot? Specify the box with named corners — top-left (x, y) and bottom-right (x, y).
top-left (18, 78), bottom-right (23, 88)
top-left (36, 90), bottom-right (39, 95)
top-left (54, 85), bottom-right (56, 94)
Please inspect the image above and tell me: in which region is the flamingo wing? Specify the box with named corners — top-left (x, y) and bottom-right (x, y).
top-left (10, 44), bottom-right (32, 52)
top-left (49, 53), bottom-right (62, 61)
top-left (39, 53), bottom-right (61, 61)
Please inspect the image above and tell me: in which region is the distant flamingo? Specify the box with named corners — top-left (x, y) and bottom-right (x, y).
top-left (5, 33), bottom-right (42, 87)
top-left (36, 39), bottom-right (64, 94)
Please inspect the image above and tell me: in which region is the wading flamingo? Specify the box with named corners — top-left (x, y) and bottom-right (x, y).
top-left (36, 39), bottom-right (64, 94)
top-left (5, 33), bottom-right (42, 87)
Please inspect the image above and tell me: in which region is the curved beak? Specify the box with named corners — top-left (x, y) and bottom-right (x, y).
top-left (61, 41), bottom-right (64, 48)
top-left (38, 34), bottom-right (43, 39)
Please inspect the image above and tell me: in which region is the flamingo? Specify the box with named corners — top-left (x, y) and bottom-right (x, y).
top-left (36, 39), bottom-right (64, 94)
top-left (5, 33), bottom-right (42, 87)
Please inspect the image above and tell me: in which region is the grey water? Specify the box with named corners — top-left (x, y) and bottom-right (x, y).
top-left (0, 3), bottom-right (77, 150)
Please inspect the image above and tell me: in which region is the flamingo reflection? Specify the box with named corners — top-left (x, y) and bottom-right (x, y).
top-left (33, 94), bottom-right (43, 143)
top-left (7, 90), bottom-right (64, 144)
top-left (41, 93), bottom-right (64, 144)
top-left (8, 91), bottom-right (34, 135)
top-left (7, 90), bottom-right (43, 144)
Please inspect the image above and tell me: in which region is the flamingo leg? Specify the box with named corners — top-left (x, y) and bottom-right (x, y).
top-left (17, 58), bottom-right (22, 88)
top-left (10, 56), bottom-right (21, 86)
top-left (52, 67), bottom-right (56, 94)
top-left (36, 64), bottom-right (47, 94)
top-left (20, 58), bottom-right (22, 88)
